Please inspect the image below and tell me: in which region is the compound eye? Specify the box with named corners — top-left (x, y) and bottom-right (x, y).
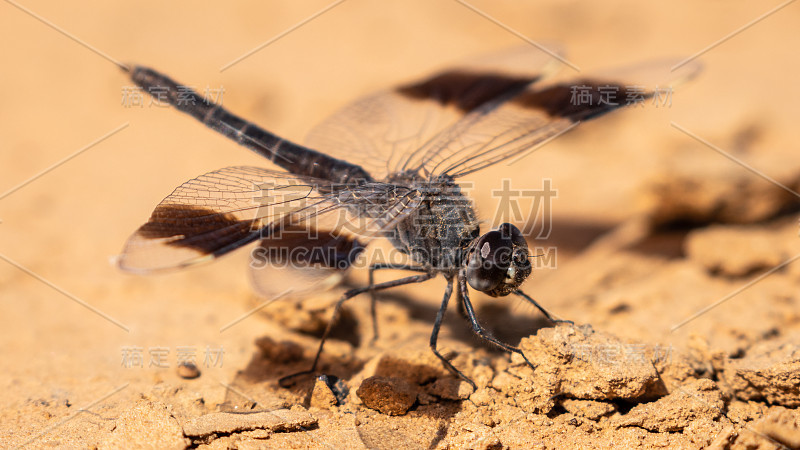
top-left (466, 231), bottom-right (512, 292)
top-left (498, 223), bottom-right (527, 247)
top-left (513, 247), bottom-right (530, 266)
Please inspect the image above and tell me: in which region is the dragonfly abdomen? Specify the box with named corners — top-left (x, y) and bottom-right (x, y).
top-left (129, 66), bottom-right (372, 184)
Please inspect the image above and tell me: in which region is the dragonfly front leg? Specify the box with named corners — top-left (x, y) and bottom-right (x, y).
top-left (457, 270), bottom-right (537, 373)
top-left (428, 276), bottom-right (478, 390)
top-left (513, 289), bottom-right (573, 325)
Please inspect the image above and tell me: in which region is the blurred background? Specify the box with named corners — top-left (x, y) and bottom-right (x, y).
top-left (1, 0), bottom-right (798, 444)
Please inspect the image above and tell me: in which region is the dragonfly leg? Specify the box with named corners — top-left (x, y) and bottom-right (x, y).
top-left (279, 271), bottom-right (433, 387)
top-left (513, 290), bottom-right (573, 325)
top-left (368, 263), bottom-right (428, 341)
top-left (428, 276), bottom-right (477, 390)
top-left (457, 271), bottom-right (537, 373)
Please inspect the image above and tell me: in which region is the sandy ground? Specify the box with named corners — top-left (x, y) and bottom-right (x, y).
top-left (2, 1), bottom-right (800, 448)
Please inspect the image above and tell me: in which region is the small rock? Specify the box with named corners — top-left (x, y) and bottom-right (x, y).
top-left (356, 376), bottom-right (418, 415)
top-left (176, 361), bottom-right (200, 379)
top-left (468, 388), bottom-right (494, 407)
top-left (310, 377), bottom-right (338, 409)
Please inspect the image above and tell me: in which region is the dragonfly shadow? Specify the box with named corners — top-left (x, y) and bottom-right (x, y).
top-left (535, 217), bottom-right (688, 261)
top-left (235, 332), bottom-right (367, 401)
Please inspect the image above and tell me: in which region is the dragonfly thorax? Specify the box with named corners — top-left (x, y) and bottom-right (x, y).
top-left (387, 177), bottom-right (480, 272)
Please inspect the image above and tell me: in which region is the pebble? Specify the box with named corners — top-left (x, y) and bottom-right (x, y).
top-left (356, 376), bottom-right (419, 415)
top-left (176, 361), bottom-right (201, 379)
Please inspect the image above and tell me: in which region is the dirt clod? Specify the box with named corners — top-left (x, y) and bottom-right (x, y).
top-left (427, 377), bottom-right (472, 400)
top-left (356, 376), bottom-right (419, 415)
top-left (182, 408), bottom-right (317, 438)
top-left (686, 225), bottom-right (789, 277)
top-left (613, 379), bottom-right (724, 432)
top-left (255, 336), bottom-right (305, 363)
top-left (310, 377), bottom-right (338, 409)
top-left (720, 334), bottom-right (800, 407)
top-left (517, 325), bottom-right (665, 401)
top-left (101, 400), bottom-right (188, 449)
top-left (560, 399), bottom-right (616, 421)
top-left (176, 361), bottom-right (200, 379)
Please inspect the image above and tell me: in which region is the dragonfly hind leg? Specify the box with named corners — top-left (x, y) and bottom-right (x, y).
top-left (279, 271), bottom-right (433, 387)
top-left (367, 263), bottom-right (429, 341)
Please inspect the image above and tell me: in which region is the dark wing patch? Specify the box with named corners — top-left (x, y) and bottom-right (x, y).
top-left (397, 70), bottom-right (537, 113)
top-left (136, 204), bottom-right (256, 255)
top-left (512, 81), bottom-right (646, 120)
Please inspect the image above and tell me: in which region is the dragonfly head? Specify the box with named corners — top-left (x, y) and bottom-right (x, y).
top-left (465, 223), bottom-right (532, 297)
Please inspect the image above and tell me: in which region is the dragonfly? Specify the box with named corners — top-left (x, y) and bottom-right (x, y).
top-left (118, 47), bottom-right (699, 388)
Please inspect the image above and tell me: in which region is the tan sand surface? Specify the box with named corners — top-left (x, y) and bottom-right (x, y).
top-left (2, 1), bottom-right (799, 448)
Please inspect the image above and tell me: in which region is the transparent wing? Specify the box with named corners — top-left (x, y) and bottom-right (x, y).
top-left (304, 45), bottom-right (564, 180)
top-left (248, 223), bottom-right (365, 300)
top-left (117, 166), bottom-right (421, 274)
top-left (248, 187), bottom-right (423, 300)
top-left (402, 58), bottom-right (703, 179)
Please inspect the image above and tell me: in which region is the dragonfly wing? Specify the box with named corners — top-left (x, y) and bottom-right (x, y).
top-left (401, 58), bottom-right (702, 178)
top-left (118, 166), bottom-right (424, 299)
top-left (117, 166), bottom-right (341, 272)
top-left (248, 188), bottom-right (423, 299)
top-left (305, 46), bottom-right (564, 180)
